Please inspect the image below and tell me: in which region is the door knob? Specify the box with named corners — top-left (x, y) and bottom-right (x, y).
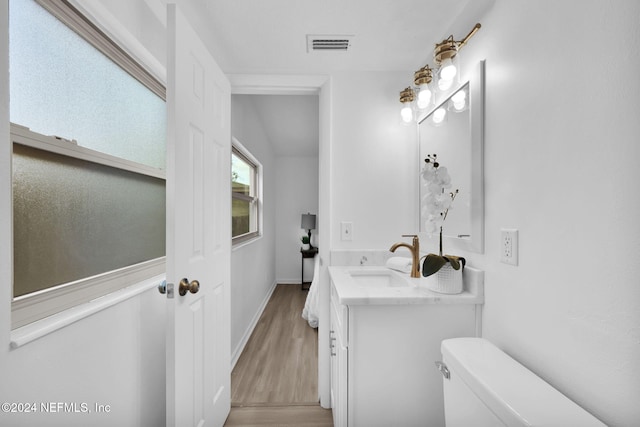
top-left (179, 278), bottom-right (200, 296)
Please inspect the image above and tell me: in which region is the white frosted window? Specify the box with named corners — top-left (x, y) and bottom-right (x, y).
top-left (9, 0), bottom-right (166, 169)
top-left (13, 144), bottom-right (166, 297)
top-left (9, 1), bottom-right (166, 326)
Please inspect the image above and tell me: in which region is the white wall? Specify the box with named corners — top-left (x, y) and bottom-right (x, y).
top-left (329, 71), bottom-right (418, 250)
top-left (275, 156), bottom-right (319, 283)
top-left (325, 1), bottom-right (640, 425)
top-left (458, 2), bottom-right (640, 425)
top-left (230, 96), bottom-right (278, 360)
top-left (0, 291), bottom-right (166, 427)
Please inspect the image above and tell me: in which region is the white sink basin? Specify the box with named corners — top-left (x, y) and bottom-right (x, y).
top-left (329, 265), bottom-right (484, 305)
top-left (349, 269), bottom-right (411, 288)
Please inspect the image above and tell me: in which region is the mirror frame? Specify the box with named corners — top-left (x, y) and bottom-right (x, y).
top-left (418, 59), bottom-right (485, 254)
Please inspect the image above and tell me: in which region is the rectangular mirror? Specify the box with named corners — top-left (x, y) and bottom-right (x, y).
top-left (418, 60), bottom-right (485, 253)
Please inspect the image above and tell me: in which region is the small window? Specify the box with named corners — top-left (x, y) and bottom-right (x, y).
top-left (232, 140), bottom-right (262, 244)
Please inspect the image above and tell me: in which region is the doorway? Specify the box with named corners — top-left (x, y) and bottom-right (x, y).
top-left (229, 91), bottom-right (320, 386)
top-left (229, 74), bottom-right (332, 408)
top-left (226, 85), bottom-right (330, 424)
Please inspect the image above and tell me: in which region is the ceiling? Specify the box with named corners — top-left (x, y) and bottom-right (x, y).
top-left (189, 0), bottom-right (490, 74)
top-left (166, 0), bottom-right (494, 156)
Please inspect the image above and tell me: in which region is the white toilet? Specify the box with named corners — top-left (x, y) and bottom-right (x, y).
top-left (439, 338), bottom-right (606, 426)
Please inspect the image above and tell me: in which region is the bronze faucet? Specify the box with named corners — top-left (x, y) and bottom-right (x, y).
top-left (389, 234), bottom-right (421, 278)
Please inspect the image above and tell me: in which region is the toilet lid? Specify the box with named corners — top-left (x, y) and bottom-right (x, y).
top-left (441, 338), bottom-right (605, 427)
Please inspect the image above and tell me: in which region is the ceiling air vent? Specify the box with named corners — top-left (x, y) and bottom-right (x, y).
top-left (307, 35), bottom-right (353, 53)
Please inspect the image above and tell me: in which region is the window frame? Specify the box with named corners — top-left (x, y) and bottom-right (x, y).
top-left (10, 124), bottom-right (166, 329)
top-left (9, 0), bottom-right (166, 329)
top-left (232, 138), bottom-right (262, 246)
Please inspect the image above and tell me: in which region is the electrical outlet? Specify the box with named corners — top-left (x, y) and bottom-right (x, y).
top-left (341, 221), bottom-right (353, 241)
top-left (501, 228), bottom-right (518, 265)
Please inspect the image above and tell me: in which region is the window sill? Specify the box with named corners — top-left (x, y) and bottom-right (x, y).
top-left (232, 233), bottom-right (263, 251)
top-left (10, 274), bottom-right (165, 349)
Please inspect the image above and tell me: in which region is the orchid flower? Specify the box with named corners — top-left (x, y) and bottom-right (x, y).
top-left (420, 154), bottom-right (465, 277)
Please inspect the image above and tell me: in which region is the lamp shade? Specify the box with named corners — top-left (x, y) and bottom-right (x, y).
top-left (301, 213), bottom-right (316, 230)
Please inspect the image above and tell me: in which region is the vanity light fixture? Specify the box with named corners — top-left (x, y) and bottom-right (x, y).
top-left (434, 23), bottom-right (481, 91)
top-left (398, 23), bottom-right (481, 123)
top-left (414, 65), bottom-right (435, 110)
top-left (399, 87), bottom-right (416, 124)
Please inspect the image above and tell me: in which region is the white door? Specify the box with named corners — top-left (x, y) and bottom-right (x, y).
top-left (165, 4), bottom-right (231, 427)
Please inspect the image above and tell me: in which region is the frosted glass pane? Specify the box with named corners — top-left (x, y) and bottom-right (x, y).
top-left (13, 144), bottom-right (166, 297)
top-left (9, 0), bottom-right (166, 169)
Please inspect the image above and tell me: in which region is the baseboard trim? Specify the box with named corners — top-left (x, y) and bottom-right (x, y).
top-left (231, 402), bottom-right (321, 408)
top-left (231, 279), bottom-right (278, 369)
top-left (275, 279), bottom-right (303, 285)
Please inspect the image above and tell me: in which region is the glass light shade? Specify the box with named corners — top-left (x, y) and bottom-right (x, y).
top-left (439, 57), bottom-right (457, 80)
top-left (451, 89), bottom-right (466, 104)
top-left (416, 85), bottom-right (434, 110)
top-left (437, 54), bottom-right (460, 93)
top-left (451, 99), bottom-right (466, 111)
top-left (400, 103), bottom-right (414, 123)
top-left (438, 77), bottom-right (454, 91)
top-left (431, 107), bottom-right (447, 126)
top-left (449, 89), bottom-right (467, 112)
top-left (399, 86), bottom-right (416, 124)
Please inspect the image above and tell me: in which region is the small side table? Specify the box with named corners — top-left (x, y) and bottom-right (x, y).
top-left (300, 247), bottom-right (318, 290)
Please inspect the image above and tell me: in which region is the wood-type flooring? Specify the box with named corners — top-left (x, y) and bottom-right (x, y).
top-left (225, 284), bottom-right (332, 426)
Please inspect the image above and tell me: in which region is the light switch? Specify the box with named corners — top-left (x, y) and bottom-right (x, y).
top-left (341, 221), bottom-right (353, 241)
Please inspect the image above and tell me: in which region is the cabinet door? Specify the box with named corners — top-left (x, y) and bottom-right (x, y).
top-left (331, 299), bottom-right (348, 427)
top-left (330, 306), bottom-right (338, 416)
top-left (336, 334), bottom-right (348, 427)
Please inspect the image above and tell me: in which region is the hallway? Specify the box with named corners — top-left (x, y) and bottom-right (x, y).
top-left (225, 284), bottom-right (332, 426)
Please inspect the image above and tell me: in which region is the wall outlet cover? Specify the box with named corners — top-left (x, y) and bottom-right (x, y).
top-left (501, 228), bottom-right (518, 266)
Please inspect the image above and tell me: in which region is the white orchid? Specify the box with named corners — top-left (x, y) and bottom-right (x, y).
top-left (421, 154), bottom-right (464, 277)
top-left (436, 166), bottom-right (452, 187)
top-left (421, 154), bottom-right (458, 238)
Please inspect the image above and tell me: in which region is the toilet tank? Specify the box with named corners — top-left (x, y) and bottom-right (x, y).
top-left (440, 338), bottom-right (606, 427)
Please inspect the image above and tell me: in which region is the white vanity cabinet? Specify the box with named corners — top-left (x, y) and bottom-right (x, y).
top-left (328, 266), bottom-right (484, 427)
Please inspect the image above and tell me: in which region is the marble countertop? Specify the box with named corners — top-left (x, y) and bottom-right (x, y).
top-left (328, 265), bottom-right (484, 306)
